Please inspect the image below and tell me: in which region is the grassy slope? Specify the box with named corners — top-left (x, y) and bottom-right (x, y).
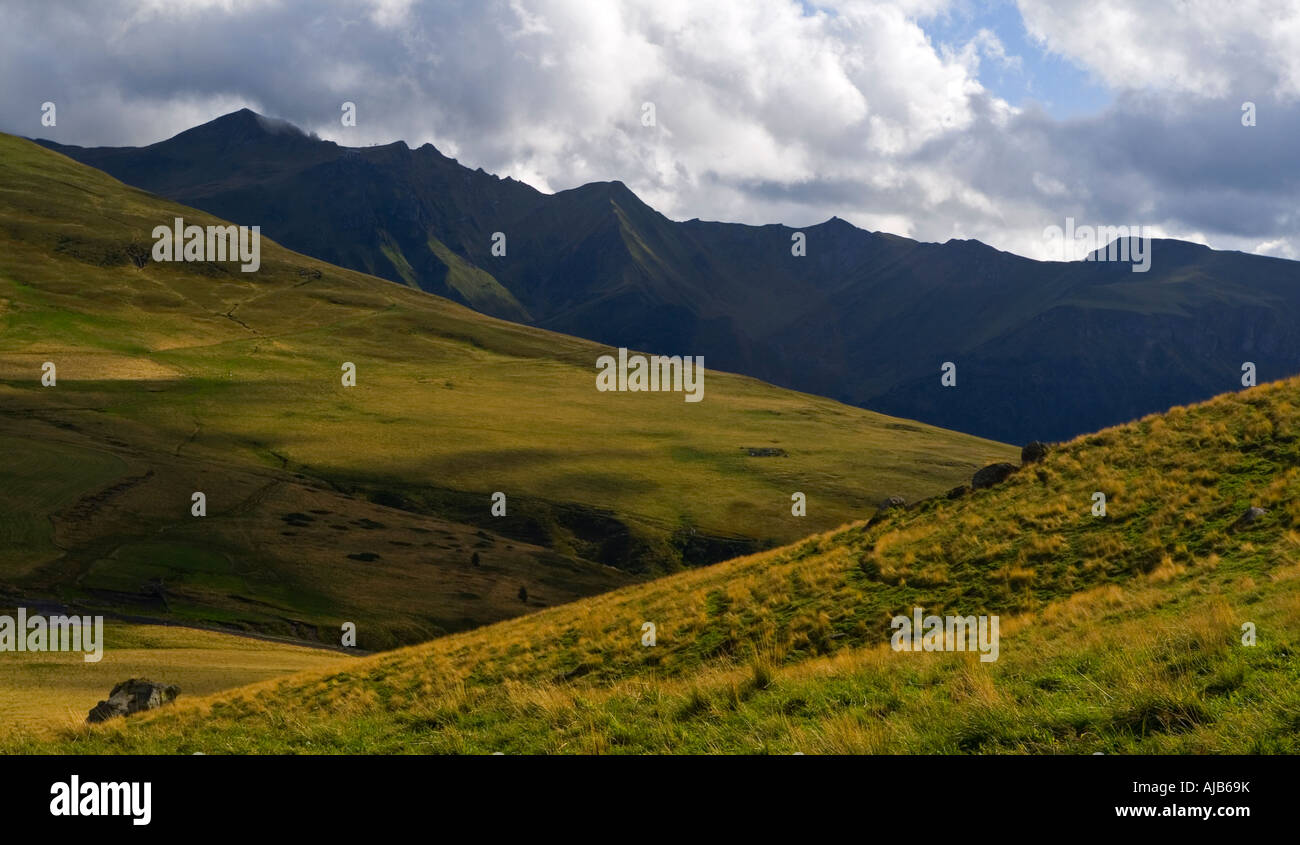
top-left (0, 133), bottom-right (1012, 648)
top-left (20, 376), bottom-right (1300, 754)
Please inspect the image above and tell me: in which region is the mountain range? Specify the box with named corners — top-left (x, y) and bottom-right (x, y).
top-left (37, 108), bottom-right (1300, 444)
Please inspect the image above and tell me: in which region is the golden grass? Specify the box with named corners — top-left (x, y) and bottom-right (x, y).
top-left (0, 622), bottom-right (352, 738)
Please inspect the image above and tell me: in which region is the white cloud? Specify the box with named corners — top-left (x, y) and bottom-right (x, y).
top-left (1256, 237), bottom-right (1300, 260)
top-left (2, 0), bottom-right (1299, 261)
top-left (1016, 0), bottom-right (1300, 99)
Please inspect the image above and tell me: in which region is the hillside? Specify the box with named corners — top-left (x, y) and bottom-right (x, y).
top-left (19, 374), bottom-right (1300, 754)
top-left (0, 132), bottom-right (1011, 649)
top-left (39, 110), bottom-right (1300, 444)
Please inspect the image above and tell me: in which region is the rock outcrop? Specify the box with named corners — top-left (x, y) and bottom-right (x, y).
top-left (87, 678), bottom-right (180, 724)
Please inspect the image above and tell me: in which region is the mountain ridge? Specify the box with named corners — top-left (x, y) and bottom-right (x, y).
top-left (36, 110), bottom-right (1300, 443)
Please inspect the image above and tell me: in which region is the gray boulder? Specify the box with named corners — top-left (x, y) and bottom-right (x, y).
top-left (879, 496), bottom-right (907, 510)
top-left (87, 678), bottom-right (180, 724)
top-left (1230, 506), bottom-right (1268, 531)
top-left (972, 462), bottom-right (1017, 490)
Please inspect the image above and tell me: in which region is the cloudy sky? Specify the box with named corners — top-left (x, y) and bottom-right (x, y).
top-left (5, 0), bottom-right (1300, 261)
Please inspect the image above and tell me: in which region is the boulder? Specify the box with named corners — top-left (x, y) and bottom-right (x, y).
top-left (879, 496), bottom-right (907, 510)
top-left (1230, 506), bottom-right (1268, 531)
top-left (743, 447), bottom-right (788, 457)
top-left (1021, 441), bottom-right (1049, 464)
top-left (87, 678), bottom-right (179, 724)
top-left (972, 462), bottom-right (1017, 490)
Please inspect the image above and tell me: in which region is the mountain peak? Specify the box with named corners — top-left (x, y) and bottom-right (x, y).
top-left (554, 179), bottom-right (646, 207)
top-left (202, 107), bottom-right (267, 130)
top-left (168, 109), bottom-right (312, 148)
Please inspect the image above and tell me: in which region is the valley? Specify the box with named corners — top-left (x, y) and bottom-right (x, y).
top-left (12, 368), bottom-right (1298, 753)
top-left (0, 132), bottom-right (1012, 664)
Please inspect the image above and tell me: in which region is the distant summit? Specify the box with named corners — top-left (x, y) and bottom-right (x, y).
top-left (167, 108), bottom-right (316, 147)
